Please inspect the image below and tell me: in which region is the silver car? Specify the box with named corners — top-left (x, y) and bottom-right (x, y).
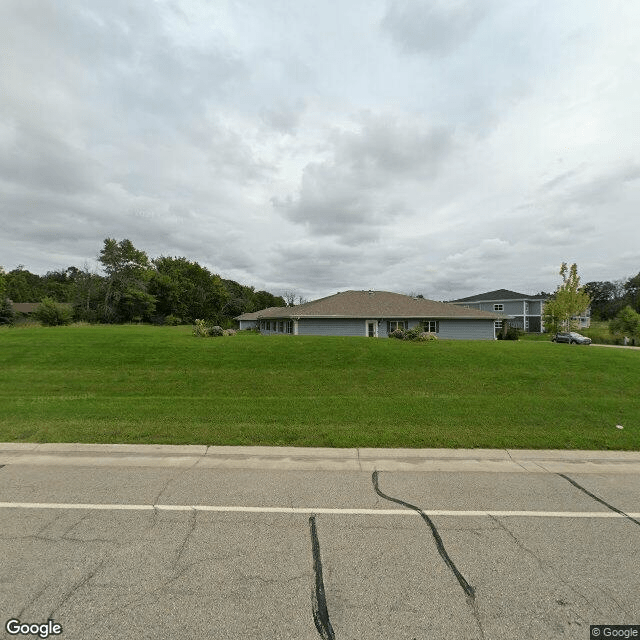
top-left (552, 331), bottom-right (592, 345)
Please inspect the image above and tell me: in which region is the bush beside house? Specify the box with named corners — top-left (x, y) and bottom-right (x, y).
top-left (192, 319), bottom-right (237, 337)
top-left (34, 297), bottom-right (74, 326)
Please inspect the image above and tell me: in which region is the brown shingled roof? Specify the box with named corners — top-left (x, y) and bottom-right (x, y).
top-left (248, 290), bottom-right (500, 320)
top-left (235, 307), bottom-right (286, 321)
top-left (9, 301), bottom-right (73, 314)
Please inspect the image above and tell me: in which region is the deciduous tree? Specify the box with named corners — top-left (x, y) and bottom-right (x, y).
top-left (5, 266), bottom-right (46, 302)
top-left (542, 262), bottom-right (591, 333)
top-left (98, 238), bottom-right (155, 322)
top-left (609, 306), bottom-right (640, 344)
top-left (623, 272), bottom-right (640, 313)
top-left (0, 267), bottom-right (14, 325)
top-left (150, 256), bottom-right (228, 323)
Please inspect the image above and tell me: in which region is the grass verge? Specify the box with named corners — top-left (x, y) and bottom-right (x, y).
top-left (0, 325), bottom-right (638, 449)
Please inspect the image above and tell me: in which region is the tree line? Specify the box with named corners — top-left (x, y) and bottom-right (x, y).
top-left (583, 275), bottom-right (640, 320)
top-left (0, 238), bottom-right (286, 326)
top-left (540, 265), bottom-right (640, 327)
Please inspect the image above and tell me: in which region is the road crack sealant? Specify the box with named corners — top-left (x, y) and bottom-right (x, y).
top-left (371, 470), bottom-right (475, 599)
top-left (558, 473), bottom-right (640, 527)
top-left (372, 471), bottom-right (486, 640)
top-left (309, 516), bottom-right (335, 640)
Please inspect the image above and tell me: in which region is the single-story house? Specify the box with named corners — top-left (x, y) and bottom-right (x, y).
top-left (236, 290), bottom-right (500, 339)
top-left (8, 301), bottom-right (74, 314)
top-left (448, 289), bottom-right (590, 333)
top-left (9, 302), bottom-right (42, 314)
top-left (236, 307), bottom-right (286, 331)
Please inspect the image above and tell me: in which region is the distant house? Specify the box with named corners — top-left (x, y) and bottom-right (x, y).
top-left (9, 302), bottom-right (42, 314)
top-left (8, 300), bottom-right (74, 317)
top-left (236, 290), bottom-right (500, 340)
top-left (449, 289), bottom-right (590, 334)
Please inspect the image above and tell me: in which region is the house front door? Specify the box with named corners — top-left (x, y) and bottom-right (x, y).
top-left (366, 320), bottom-right (378, 337)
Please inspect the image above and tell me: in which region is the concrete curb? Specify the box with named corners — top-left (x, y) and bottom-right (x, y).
top-left (590, 343), bottom-right (640, 350)
top-left (0, 443), bottom-right (639, 474)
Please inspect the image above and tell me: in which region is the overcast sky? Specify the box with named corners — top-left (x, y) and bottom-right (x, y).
top-left (1, 0), bottom-right (639, 301)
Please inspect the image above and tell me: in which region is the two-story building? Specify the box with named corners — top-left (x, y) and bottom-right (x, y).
top-left (449, 289), bottom-right (591, 335)
top-left (449, 289), bottom-right (548, 334)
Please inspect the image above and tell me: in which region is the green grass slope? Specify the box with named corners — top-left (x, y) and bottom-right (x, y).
top-left (0, 325), bottom-right (637, 449)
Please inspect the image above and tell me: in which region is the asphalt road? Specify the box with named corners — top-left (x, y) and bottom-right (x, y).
top-left (1, 444), bottom-right (639, 640)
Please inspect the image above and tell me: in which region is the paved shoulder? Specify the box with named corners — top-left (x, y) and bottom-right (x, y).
top-left (1, 443), bottom-right (639, 474)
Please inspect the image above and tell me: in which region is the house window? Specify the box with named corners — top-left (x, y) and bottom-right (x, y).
top-left (494, 320), bottom-right (502, 335)
top-left (387, 320), bottom-right (407, 333)
top-left (278, 321), bottom-right (284, 333)
top-left (494, 304), bottom-right (504, 311)
top-left (421, 320), bottom-right (439, 333)
top-left (286, 320), bottom-right (293, 334)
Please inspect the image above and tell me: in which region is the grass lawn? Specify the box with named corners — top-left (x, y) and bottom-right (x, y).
top-left (0, 325), bottom-right (638, 450)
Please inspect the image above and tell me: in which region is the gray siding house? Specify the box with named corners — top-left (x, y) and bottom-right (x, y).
top-left (449, 289), bottom-right (547, 333)
top-left (449, 289), bottom-right (590, 333)
top-left (236, 307), bottom-right (285, 330)
top-left (236, 290), bottom-right (500, 340)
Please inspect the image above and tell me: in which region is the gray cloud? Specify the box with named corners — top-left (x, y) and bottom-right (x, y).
top-left (273, 113), bottom-right (456, 241)
top-left (381, 0), bottom-right (492, 56)
top-left (0, 127), bottom-right (97, 196)
top-left (1, 0), bottom-right (639, 300)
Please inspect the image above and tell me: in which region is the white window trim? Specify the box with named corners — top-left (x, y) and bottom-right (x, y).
top-left (421, 320), bottom-right (439, 333)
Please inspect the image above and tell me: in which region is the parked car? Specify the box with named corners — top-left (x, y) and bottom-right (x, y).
top-left (551, 331), bottom-right (592, 345)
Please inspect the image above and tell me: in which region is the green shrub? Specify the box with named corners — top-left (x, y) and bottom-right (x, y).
top-left (192, 319), bottom-right (209, 337)
top-left (609, 306), bottom-right (640, 344)
top-left (390, 326), bottom-right (439, 341)
top-left (580, 325), bottom-right (620, 344)
top-left (34, 297), bottom-right (73, 326)
top-left (164, 314), bottom-right (182, 326)
top-left (193, 321), bottom-right (236, 337)
top-left (496, 321), bottom-right (521, 340)
top-left (0, 298), bottom-right (15, 325)
top-left (403, 325), bottom-right (423, 340)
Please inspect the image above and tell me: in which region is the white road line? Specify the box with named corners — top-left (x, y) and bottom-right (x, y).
top-left (0, 502), bottom-right (639, 518)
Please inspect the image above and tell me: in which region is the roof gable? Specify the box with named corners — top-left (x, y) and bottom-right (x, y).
top-left (450, 289), bottom-right (548, 303)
